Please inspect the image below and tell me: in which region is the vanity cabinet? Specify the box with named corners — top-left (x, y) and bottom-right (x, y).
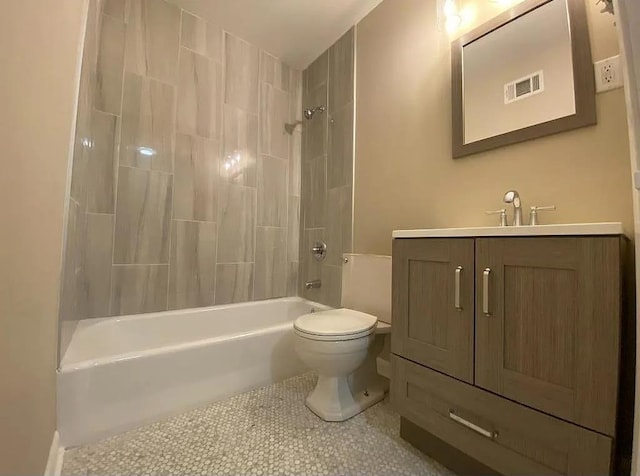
top-left (391, 238), bottom-right (475, 383)
top-left (391, 233), bottom-right (627, 475)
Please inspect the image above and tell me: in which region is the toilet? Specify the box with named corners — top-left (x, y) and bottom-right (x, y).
top-left (294, 254), bottom-right (392, 421)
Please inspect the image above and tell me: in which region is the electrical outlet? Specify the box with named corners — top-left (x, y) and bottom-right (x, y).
top-left (594, 55), bottom-right (623, 93)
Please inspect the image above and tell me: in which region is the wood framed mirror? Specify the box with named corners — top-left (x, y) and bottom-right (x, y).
top-left (451, 0), bottom-right (596, 158)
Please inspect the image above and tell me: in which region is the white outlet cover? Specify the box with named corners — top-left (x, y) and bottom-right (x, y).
top-left (594, 55), bottom-right (624, 93)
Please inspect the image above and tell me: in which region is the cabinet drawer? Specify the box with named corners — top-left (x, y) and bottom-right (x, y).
top-left (391, 355), bottom-right (613, 475)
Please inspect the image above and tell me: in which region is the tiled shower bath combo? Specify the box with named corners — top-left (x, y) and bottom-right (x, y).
top-left (59, 0), bottom-right (306, 356)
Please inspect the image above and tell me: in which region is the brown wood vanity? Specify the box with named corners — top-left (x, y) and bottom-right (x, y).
top-left (390, 226), bottom-right (632, 475)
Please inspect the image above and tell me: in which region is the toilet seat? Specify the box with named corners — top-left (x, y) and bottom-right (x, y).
top-left (294, 309), bottom-right (378, 342)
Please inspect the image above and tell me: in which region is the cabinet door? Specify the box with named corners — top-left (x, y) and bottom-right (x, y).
top-left (392, 238), bottom-right (475, 383)
top-left (475, 237), bottom-right (621, 435)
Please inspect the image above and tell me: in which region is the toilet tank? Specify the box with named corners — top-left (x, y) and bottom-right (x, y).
top-left (341, 254), bottom-right (392, 324)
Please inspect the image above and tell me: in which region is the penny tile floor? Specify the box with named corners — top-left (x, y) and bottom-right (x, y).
top-left (62, 373), bottom-right (453, 475)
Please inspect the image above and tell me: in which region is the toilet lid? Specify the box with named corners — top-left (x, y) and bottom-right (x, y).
top-left (294, 309), bottom-right (378, 339)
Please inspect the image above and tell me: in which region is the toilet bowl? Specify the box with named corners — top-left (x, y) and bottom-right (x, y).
top-left (294, 254), bottom-right (392, 422)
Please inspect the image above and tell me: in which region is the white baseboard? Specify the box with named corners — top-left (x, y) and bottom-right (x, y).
top-left (44, 431), bottom-right (64, 476)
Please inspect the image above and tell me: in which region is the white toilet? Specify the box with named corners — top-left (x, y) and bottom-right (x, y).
top-left (294, 254), bottom-right (392, 421)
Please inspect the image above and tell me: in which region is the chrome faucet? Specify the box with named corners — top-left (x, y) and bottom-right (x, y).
top-left (305, 280), bottom-right (321, 290)
top-left (503, 190), bottom-right (523, 226)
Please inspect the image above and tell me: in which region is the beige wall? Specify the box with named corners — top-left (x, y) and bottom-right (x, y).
top-left (354, 0), bottom-right (633, 255)
top-left (0, 1), bottom-right (86, 474)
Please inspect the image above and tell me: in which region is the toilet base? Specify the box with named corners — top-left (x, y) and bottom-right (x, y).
top-left (305, 375), bottom-right (385, 422)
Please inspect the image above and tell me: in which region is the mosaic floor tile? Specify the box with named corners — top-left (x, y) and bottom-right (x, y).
top-left (62, 373), bottom-right (454, 476)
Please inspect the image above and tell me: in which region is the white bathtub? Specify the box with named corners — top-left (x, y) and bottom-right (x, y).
top-left (58, 297), bottom-right (328, 447)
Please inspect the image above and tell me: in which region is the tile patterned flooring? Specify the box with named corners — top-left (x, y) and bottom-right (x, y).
top-left (62, 373), bottom-right (453, 476)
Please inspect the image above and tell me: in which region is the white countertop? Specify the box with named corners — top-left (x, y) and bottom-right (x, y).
top-left (392, 222), bottom-right (626, 239)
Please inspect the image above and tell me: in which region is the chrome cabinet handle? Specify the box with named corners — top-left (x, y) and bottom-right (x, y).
top-left (483, 268), bottom-right (491, 316)
top-left (454, 266), bottom-right (463, 311)
top-left (449, 409), bottom-right (498, 439)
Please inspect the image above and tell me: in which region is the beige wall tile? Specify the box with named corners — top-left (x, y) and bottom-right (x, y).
top-left (59, 199), bottom-right (87, 328)
top-left (95, 13), bottom-right (125, 115)
top-left (114, 166), bottom-right (173, 264)
top-left (110, 264), bottom-right (169, 315)
top-left (325, 186), bottom-right (353, 266)
top-left (289, 130), bottom-right (302, 196)
top-left (216, 184), bottom-right (256, 263)
top-left (120, 72), bottom-right (175, 172)
top-left (304, 51), bottom-right (328, 93)
top-left (177, 48), bottom-right (222, 139)
top-left (126, 0), bottom-right (180, 84)
top-left (179, 11), bottom-right (223, 63)
top-left (254, 227), bottom-right (287, 300)
top-left (221, 104), bottom-right (258, 187)
top-left (321, 264), bottom-right (342, 308)
top-left (303, 84), bottom-right (327, 160)
top-left (261, 51), bottom-right (290, 92)
top-left (260, 83), bottom-right (289, 160)
top-left (327, 103), bottom-right (354, 190)
top-left (84, 213), bottom-right (114, 317)
top-left (287, 196), bottom-right (300, 262)
top-left (215, 263), bottom-right (254, 304)
top-left (169, 220), bottom-right (216, 310)
top-left (257, 155), bottom-right (287, 227)
top-left (289, 69), bottom-right (303, 122)
top-left (103, 0), bottom-right (127, 20)
top-left (328, 28), bottom-right (354, 113)
top-left (86, 110), bottom-right (118, 213)
top-left (287, 261), bottom-right (300, 297)
top-left (301, 155), bottom-right (326, 228)
top-left (301, 227), bottom-right (325, 289)
top-left (224, 33), bottom-right (259, 113)
top-left (174, 133), bottom-right (219, 222)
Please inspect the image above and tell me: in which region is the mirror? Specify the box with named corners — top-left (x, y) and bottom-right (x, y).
top-left (451, 0), bottom-right (596, 158)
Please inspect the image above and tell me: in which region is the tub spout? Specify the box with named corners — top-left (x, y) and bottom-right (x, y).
top-left (305, 280), bottom-right (321, 290)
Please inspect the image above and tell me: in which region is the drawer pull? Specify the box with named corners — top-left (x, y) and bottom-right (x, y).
top-left (449, 410), bottom-right (498, 439)
top-left (454, 266), bottom-right (463, 311)
top-left (482, 268), bottom-right (491, 316)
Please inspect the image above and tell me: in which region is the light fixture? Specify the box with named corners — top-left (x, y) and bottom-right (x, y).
top-left (439, 0), bottom-right (462, 33)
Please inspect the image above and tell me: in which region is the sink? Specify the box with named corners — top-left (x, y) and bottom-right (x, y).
top-left (392, 223), bottom-right (625, 239)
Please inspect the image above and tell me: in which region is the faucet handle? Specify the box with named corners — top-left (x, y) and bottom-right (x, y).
top-left (486, 209), bottom-right (508, 227)
top-left (529, 205), bottom-right (556, 226)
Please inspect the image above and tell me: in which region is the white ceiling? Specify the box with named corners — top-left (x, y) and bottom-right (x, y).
top-left (165, 0), bottom-right (384, 69)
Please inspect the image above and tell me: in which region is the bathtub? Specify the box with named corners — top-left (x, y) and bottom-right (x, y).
top-left (58, 297), bottom-right (328, 447)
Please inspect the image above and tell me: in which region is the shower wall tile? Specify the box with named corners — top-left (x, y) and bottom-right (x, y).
top-left (302, 155), bottom-right (326, 228)
top-left (174, 133), bottom-right (218, 222)
top-left (289, 69), bottom-right (302, 122)
top-left (180, 11), bottom-right (222, 62)
top-left (126, 0), bottom-right (180, 84)
top-left (327, 103), bottom-right (354, 190)
top-left (86, 110), bottom-right (118, 214)
top-left (289, 130), bottom-right (301, 196)
top-left (177, 48), bottom-right (222, 139)
top-left (120, 72), bottom-right (175, 172)
top-left (302, 228), bottom-right (325, 285)
top-left (169, 220), bottom-right (216, 310)
top-left (215, 263), bottom-right (254, 305)
top-left (224, 33), bottom-right (259, 113)
top-left (287, 261), bottom-right (300, 297)
top-left (287, 196), bottom-right (300, 262)
top-left (260, 83), bottom-right (289, 160)
top-left (328, 28), bottom-right (354, 113)
top-left (304, 51), bottom-right (328, 93)
top-left (254, 227), bottom-right (287, 300)
top-left (304, 84), bottom-right (327, 160)
top-left (217, 184), bottom-right (256, 263)
top-left (103, 0), bottom-right (127, 20)
top-left (261, 52), bottom-right (290, 92)
top-left (60, 199), bottom-right (87, 325)
top-left (221, 104), bottom-right (258, 187)
top-left (110, 264), bottom-right (169, 315)
top-left (114, 166), bottom-right (173, 264)
top-left (257, 156), bottom-right (287, 227)
top-left (83, 213), bottom-right (114, 318)
top-left (325, 186), bottom-right (352, 266)
top-left (95, 13), bottom-right (125, 115)
top-left (322, 264), bottom-right (342, 308)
